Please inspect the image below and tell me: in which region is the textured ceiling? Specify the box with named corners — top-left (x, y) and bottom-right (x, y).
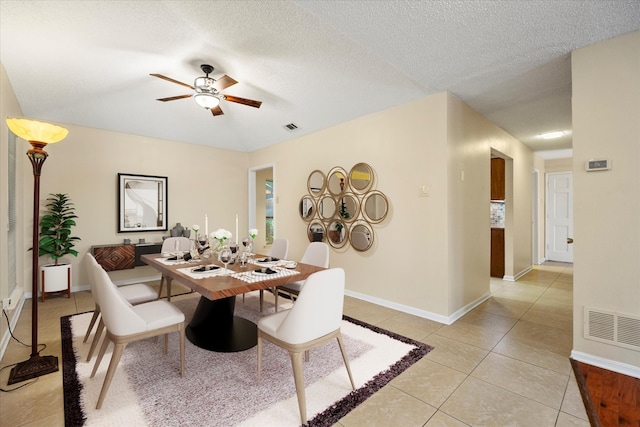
top-left (1, 1), bottom-right (639, 154)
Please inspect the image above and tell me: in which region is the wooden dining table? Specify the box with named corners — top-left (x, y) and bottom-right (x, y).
top-left (141, 253), bottom-right (324, 352)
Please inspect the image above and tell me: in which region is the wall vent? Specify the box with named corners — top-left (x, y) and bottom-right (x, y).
top-left (584, 307), bottom-right (640, 351)
top-left (283, 123), bottom-right (298, 131)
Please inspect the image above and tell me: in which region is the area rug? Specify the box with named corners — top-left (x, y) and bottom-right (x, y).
top-left (61, 295), bottom-right (432, 426)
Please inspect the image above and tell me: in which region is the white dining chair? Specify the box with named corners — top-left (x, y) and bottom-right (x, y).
top-left (83, 253), bottom-right (158, 362)
top-left (89, 261), bottom-right (185, 409)
top-left (257, 268), bottom-right (354, 425)
top-left (274, 241), bottom-right (329, 310)
top-left (157, 236), bottom-right (191, 300)
top-left (257, 238), bottom-right (289, 312)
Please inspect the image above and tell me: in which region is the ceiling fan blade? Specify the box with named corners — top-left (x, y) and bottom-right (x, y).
top-left (213, 75), bottom-right (237, 91)
top-left (210, 105), bottom-right (224, 116)
top-left (150, 73), bottom-right (194, 90)
top-left (156, 94), bottom-right (192, 102)
top-left (223, 95), bottom-right (262, 109)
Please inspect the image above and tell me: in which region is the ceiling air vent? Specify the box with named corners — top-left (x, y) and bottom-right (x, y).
top-left (283, 123), bottom-right (298, 132)
top-left (584, 307), bottom-right (640, 351)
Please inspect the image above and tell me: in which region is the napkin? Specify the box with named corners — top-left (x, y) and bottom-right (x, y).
top-left (257, 257), bottom-right (279, 262)
top-left (193, 265), bottom-right (220, 272)
top-left (255, 268), bottom-right (277, 274)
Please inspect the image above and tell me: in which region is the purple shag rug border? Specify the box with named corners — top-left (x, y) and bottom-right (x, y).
top-left (61, 312), bottom-right (433, 427)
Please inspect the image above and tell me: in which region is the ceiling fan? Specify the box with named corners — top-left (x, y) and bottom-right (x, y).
top-left (150, 64), bottom-right (262, 116)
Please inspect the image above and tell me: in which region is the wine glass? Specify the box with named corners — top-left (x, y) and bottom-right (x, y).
top-left (230, 241), bottom-right (239, 262)
top-left (242, 237), bottom-right (249, 251)
top-left (219, 248), bottom-right (232, 275)
top-left (197, 234), bottom-right (208, 253)
top-left (239, 251), bottom-right (248, 268)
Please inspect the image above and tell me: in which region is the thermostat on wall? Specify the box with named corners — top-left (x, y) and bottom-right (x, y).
top-left (585, 159), bottom-right (611, 172)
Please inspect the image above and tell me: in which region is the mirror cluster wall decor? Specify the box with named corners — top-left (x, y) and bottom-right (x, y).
top-left (299, 163), bottom-right (389, 251)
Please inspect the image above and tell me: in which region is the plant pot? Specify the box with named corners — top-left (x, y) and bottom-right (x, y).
top-left (40, 263), bottom-right (71, 301)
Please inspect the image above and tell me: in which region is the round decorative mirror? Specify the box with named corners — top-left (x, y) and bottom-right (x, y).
top-left (307, 170), bottom-right (326, 195)
top-left (349, 162), bottom-right (374, 194)
top-left (327, 167), bottom-right (348, 196)
top-left (307, 221), bottom-right (326, 242)
top-left (327, 220), bottom-right (349, 248)
top-left (350, 222), bottom-right (374, 252)
top-left (362, 190), bottom-right (389, 224)
top-left (336, 193), bottom-right (359, 222)
top-left (299, 196), bottom-right (316, 222)
top-left (318, 195), bottom-right (336, 220)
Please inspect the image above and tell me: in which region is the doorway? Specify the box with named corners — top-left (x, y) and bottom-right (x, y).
top-left (545, 172), bottom-right (574, 262)
top-left (248, 163), bottom-right (275, 252)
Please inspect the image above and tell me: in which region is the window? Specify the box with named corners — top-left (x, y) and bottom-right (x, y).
top-left (265, 180), bottom-right (273, 244)
top-left (7, 131), bottom-right (17, 296)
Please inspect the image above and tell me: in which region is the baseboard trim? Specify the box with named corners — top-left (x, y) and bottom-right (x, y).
top-left (570, 350), bottom-right (640, 379)
top-left (503, 266), bottom-right (532, 282)
top-left (0, 295), bottom-right (26, 363)
top-left (344, 289), bottom-right (492, 325)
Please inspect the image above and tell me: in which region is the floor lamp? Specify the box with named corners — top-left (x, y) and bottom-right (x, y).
top-left (6, 118), bottom-right (68, 385)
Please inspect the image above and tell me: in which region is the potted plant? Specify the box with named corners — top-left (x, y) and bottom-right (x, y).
top-left (38, 193), bottom-right (80, 300)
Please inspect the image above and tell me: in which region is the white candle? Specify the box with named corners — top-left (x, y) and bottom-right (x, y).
top-left (205, 214), bottom-right (208, 236)
top-left (235, 214), bottom-right (239, 243)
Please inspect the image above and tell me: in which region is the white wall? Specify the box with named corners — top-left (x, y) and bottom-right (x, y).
top-left (572, 31), bottom-right (640, 372)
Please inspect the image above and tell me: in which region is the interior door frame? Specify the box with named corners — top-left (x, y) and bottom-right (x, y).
top-left (248, 162), bottom-right (276, 238)
top-left (531, 168), bottom-right (539, 265)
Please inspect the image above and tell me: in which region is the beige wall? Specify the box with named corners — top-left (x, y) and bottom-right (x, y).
top-left (545, 157), bottom-right (572, 173)
top-left (572, 31), bottom-right (640, 371)
top-left (250, 92), bottom-right (533, 321)
top-left (14, 120), bottom-right (249, 288)
top-left (1, 66), bottom-right (533, 333)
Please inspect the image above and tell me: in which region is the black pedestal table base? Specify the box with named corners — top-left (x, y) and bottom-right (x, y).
top-left (186, 295), bottom-right (257, 352)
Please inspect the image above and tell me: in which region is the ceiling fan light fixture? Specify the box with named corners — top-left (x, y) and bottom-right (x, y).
top-left (194, 93), bottom-right (220, 109)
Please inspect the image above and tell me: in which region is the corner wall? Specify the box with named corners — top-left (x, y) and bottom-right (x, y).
top-left (572, 31), bottom-right (640, 374)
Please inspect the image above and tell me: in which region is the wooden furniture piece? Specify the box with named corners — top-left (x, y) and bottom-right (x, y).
top-left (141, 253), bottom-right (325, 352)
top-left (491, 228), bottom-right (505, 278)
top-left (91, 242), bottom-right (162, 271)
top-left (491, 158), bottom-right (505, 200)
top-left (257, 268), bottom-right (355, 425)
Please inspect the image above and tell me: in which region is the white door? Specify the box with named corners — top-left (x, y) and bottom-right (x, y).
top-left (546, 172), bottom-right (574, 262)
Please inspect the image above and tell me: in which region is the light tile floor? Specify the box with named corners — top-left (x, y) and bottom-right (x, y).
top-left (0, 262), bottom-right (587, 426)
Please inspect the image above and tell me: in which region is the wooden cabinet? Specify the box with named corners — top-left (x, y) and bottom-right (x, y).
top-left (92, 244), bottom-right (135, 271)
top-left (92, 242), bottom-right (163, 271)
top-left (491, 158), bottom-right (505, 200)
top-left (490, 228), bottom-right (505, 278)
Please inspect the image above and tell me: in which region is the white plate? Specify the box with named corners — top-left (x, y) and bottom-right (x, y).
top-left (284, 262), bottom-right (297, 269)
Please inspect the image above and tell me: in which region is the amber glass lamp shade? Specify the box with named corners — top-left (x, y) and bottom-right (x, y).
top-left (6, 118), bottom-right (68, 144)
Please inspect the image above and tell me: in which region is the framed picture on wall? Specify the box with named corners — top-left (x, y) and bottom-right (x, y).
top-left (118, 173), bottom-right (168, 232)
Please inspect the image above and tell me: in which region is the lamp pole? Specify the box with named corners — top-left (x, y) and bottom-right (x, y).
top-left (6, 119), bottom-right (66, 385)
